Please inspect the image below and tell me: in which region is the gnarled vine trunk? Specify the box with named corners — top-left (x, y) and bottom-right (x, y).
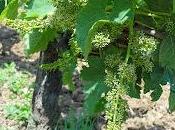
top-left (27, 32), bottom-right (71, 130)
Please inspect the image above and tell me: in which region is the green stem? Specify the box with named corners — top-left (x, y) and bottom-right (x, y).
top-left (135, 10), bottom-right (163, 19)
top-left (135, 20), bottom-right (154, 29)
top-left (141, 8), bottom-right (171, 17)
top-left (99, 48), bottom-right (103, 58)
top-left (125, 20), bottom-right (134, 64)
top-left (113, 94), bottom-right (119, 130)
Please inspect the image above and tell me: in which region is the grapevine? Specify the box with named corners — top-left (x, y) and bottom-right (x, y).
top-left (1, 0), bottom-right (175, 130)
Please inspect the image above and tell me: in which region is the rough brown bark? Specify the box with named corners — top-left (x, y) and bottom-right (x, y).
top-left (27, 31), bottom-right (71, 130)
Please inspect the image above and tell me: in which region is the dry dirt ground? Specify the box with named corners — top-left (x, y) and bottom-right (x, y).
top-left (0, 25), bottom-right (38, 129)
top-left (0, 25), bottom-right (175, 130)
top-left (122, 87), bottom-right (175, 130)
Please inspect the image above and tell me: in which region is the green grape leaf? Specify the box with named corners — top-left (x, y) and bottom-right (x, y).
top-left (159, 35), bottom-right (175, 71)
top-left (150, 87), bottom-right (163, 101)
top-left (24, 27), bottom-right (57, 54)
top-left (76, 0), bottom-right (134, 58)
top-left (0, 0), bottom-right (5, 14)
top-left (163, 68), bottom-right (175, 112)
top-left (136, 67), bottom-right (142, 85)
top-left (169, 90), bottom-right (175, 112)
top-left (81, 56), bottom-right (108, 115)
top-left (0, 0), bottom-right (19, 20)
top-left (135, 15), bottom-right (162, 29)
top-left (127, 82), bottom-right (141, 99)
top-left (173, 0), bottom-right (175, 13)
top-left (144, 0), bottom-right (173, 13)
top-left (143, 66), bottom-right (165, 101)
top-left (25, 0), bottom-right (56, 18)
top-left (81, 56), bottom-right (106, 81)
top-left (163, 69), bottom-right (175, 90)
top-left (83, 82), bottom-right (108, 116)
top-left (151, 68), bottom-right (175, 112)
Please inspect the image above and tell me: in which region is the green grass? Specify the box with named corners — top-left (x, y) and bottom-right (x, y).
top-left (0, 62), bottom-right (34, 126)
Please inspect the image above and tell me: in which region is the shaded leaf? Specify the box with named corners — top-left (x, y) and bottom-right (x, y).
top-left (152, 68), bottom-right (175, 112)
top-left (127, 82), bottom-right (141, 99)
top-left (173, 0), bottom-right (175, 13)
top-left (83, 82), bottom-right (108, 116)
top-left (169, 90), bottom-right (175, 112)
top-left (150, 87), bottom-right (163, 101)
top-left (24, 27), bottom-right (57, 54)
top-left (144, 0), bottom-right (173, 13)
top-left (81, 56), bottom-right (108, 115)
top-left (81, 56), bottom-right (106, 81)
top-left (0, 0), bottom-right (19, 20)
top-left (0, 0), bottom-right (5, 14)
top-left (159, 35), bottom-right (175, 71)
top-left (143, 66), bottom-right (165, 101)
top-left (135, 15), bottom-right (162, 29)
top-left (163, 68), bottom-right (175, 90)
top-left (163, 69), bottom-right (175, 112)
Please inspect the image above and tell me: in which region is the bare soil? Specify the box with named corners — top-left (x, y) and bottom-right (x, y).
top-left (0, 25), bottom-right (38, 129)
top-left (0, 25), bottom-right (175, 130)
top-left (122, 86), bottom-right (175, 130)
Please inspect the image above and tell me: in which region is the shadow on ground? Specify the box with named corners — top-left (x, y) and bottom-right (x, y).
top-left (0, 25), bottom-right (39, 74)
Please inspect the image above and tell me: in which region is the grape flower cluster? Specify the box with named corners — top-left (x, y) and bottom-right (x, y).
top-left (92, 32), bottom-right (111, 49)
top-left (131, 32), bottom-right (159, 72)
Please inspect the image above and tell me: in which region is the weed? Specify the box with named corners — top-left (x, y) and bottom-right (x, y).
top-left (0, 62), bottom-right (34, 125)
